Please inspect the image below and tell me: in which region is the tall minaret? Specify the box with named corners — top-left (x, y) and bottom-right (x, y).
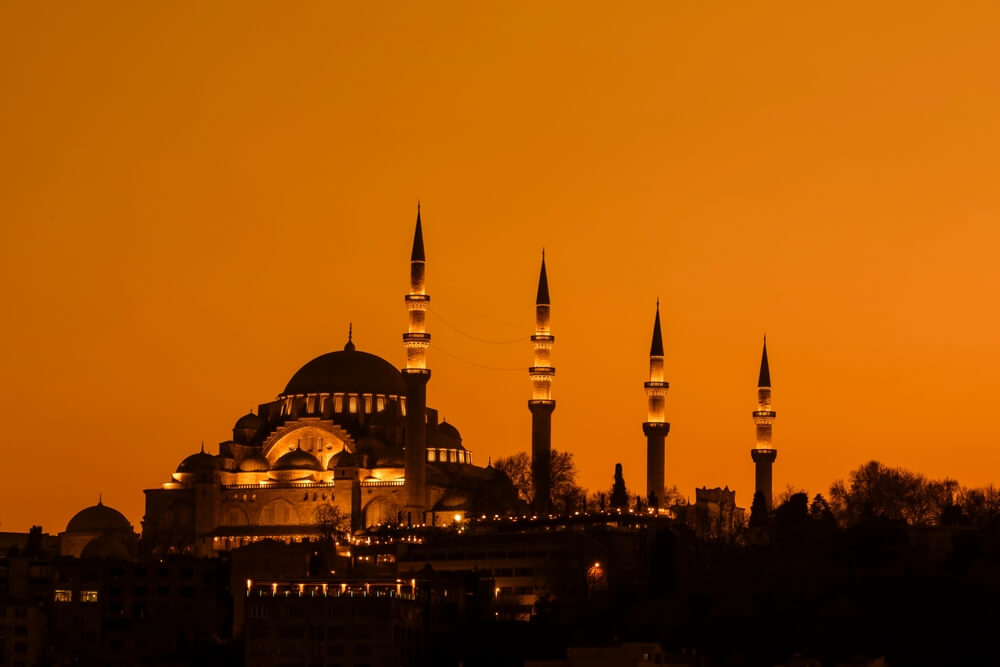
top-left (642, 300), bottom-right (670, 508)
top-left (750, 336), bottom-right (777, 509)
top-left (529, 251), bottom-right (555, 515)
top-left (403, 204), bottom-right (430, 523)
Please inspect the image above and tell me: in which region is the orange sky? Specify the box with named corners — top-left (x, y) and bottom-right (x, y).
top-left (2, 2), bottom-right (999, 532)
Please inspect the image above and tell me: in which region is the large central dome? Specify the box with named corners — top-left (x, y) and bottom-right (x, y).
top-left (282, 345), bottom-right (406, 397)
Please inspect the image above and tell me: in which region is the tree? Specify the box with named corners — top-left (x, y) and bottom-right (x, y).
top-left (829, 460), bottom-right (958, 527)
top-left (314, 504), bottom-right (351, 542)
top-left (749, 491), bottom-right (769, 528)
top-left (610, 463), bottom-right (628, 509)
top-left (494, 449), bottom-right (583, 513)
top-left (956, 484), bottom-right (1000, 528)
top-left (809, 493), bottom-right (836, 526)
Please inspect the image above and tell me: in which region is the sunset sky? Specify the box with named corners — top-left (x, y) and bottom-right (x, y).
top-left (2, 1), bottom-right (999, 532)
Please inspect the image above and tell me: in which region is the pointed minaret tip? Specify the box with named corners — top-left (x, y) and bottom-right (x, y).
top-left (410, 203), bottom-right (425, 262)
top-left (758, 336), bottom-right (771, 387)
top-left (536, 250), bottom-right (550, 305)
top-left (345, 322), bottom-right (356, 351)
top-left (649, 301), bottom-right (664, 357)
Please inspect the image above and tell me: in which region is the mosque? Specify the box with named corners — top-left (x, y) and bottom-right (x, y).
top-left (57, 207), bottom-right (778, 559)
top-left (140, 209), bottom-right (523, 557)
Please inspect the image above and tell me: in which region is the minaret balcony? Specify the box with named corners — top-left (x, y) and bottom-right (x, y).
top-left (529, 367), bottom-right (556, 377)
top-left (403, 333), bottom-right (431, 343)
top-left (530, 334), bottom-right (555, 343)
top-left (644, 381), bottom-right (670, 389)
top-left (405, 294), bottom-right (430, 303)
top-left (752, 410), bottom-right (776, 418)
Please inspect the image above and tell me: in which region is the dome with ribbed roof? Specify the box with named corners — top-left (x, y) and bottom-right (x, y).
top-left (273, 448), bottom-right (322, 471)
top-left (66, 502), bottom-right (132, 535)
top-left (282, 345), bottom-right (406, 397)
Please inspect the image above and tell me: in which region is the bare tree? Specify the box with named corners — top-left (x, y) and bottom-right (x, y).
top-left (314, 504), bottom-right (350, 542)
top-left (494, 450), bottom-right (583, 513)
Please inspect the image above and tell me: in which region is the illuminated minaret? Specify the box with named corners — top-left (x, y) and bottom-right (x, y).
top-left (642, 300), bottom-right (670, 507)
top-left (750, 336), bottom-right (778, 510)
top-left (403, 204), bottom-right (430, 523)
top-left (529, 251), bottom-right (555, 515)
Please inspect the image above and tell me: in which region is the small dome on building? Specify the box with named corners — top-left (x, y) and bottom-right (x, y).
top-left (80, 534), bottom-right (130, 560)
top-left (374, 450), bottom-right (405, 467)
top-left (328, 449), bottom-right (362, 469)
top-left (66, 502), bottom-right (133, 535)
top-left (238, 453), bottom-right (270, 472)
top-left (233, 412), bottom-right (266, 444)
top-left (235, 412), bottom-right (265, 431)
top-left (176, 451), bottom-right (218, 474)
top-left (437, 420), bottom-right (461, 441)
top-left (273, 448), bottom-right (322, 472)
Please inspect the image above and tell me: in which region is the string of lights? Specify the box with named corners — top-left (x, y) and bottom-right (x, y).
top-left (428, 343), bottom-right (523, 372)
top-left (427, 306), bottom-right (528, 345)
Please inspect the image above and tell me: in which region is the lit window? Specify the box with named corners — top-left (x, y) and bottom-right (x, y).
top-left (400, 398), bottom-right (406, 416)
top-left (306, 396), bottom-right (315, 413)
top-left (349, 396), bottom-right (358, 414)
top-left (334, 395), bottom-right (344, 412)
top-left (81, 590), bottom-right (99, 602)
top-left (427, 450), bottom-right (436, 462)
top-left (54, 590), bottom-right (71, 602)
top-left (364, 396), bottom-right (372, 414)
top-left (376, 397), bottom-right (385, 412)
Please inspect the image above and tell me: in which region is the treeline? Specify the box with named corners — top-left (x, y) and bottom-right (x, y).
top-left (753, 460), bottom-right (1000, 530)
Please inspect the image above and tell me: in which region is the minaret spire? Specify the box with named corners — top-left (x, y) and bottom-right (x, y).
top-left (345, 322), bottom-right (355, 351)
top-left (529, 249), bottom-right (556, 515)
top-left (643, 300), bottom-right (670, 508)
top-left (751, 336), bottom-right (778, 509)
top-left (403, 203), bottom-right (431, 523)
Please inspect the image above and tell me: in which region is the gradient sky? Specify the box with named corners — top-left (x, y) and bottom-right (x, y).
top-left (2, 1), bottom-right (999, 532)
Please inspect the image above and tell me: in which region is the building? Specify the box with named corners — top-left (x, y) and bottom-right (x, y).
top-left (142, 207), bottom-right (521, 557)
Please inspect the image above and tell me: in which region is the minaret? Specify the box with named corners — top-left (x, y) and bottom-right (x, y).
top-left (750, 336), bottom-right (778, 509)
top-left (642, 300), bottom-right (670, 508)
top-left (529, 251), bottom-right (555, 515)
top-left (403, 204), bottom-right (430, 523)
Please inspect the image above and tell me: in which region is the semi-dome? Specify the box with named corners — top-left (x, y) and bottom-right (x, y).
top-left (282, 346), bottom-right (406, 397)
top-left (273, 448), bottom-right (322, 471)
top-left (239, 453), bottom-right (270, 472)
top-left (66, 502), bottom-right (132, 535)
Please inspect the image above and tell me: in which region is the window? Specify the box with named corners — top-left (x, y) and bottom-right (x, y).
top-left (334, 395), bottom-right (344, 412)
top-left (376, 396), bottom-right (385, 411)
top-left (348, 396), bottom-right (358, 414)
top-left (364, 395), bottom-right (372, 414)
top-left (81, 590), bottom-right (99, 602)
top-left (427, 450), bottom-right (436, 462)
top-left (54, 590), bottom-right (72, 602)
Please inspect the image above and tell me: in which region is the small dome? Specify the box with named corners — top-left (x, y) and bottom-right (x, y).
top-left (374, 450), bottom-right (405, 467)
top-left (235, 412), bottom-right (265, 431)
top-left (273, 448), bottom-right (322, 471)
top-left (238, 453), bottom-right (270, 472)
top-left (176, 451), bottom-right (217, 474)
top-left (437, 420), bottom-right (461, 441)
top-left (66, 502), bottom-right (132, 535)
top-left (81, 535), bottom-right (130, 560)
top-left (282, 348), bottom-right (406, 396)
top-left (327, 449), bottom-right (363, 469)
top-left (435, 491), bottom-right (470, 510)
